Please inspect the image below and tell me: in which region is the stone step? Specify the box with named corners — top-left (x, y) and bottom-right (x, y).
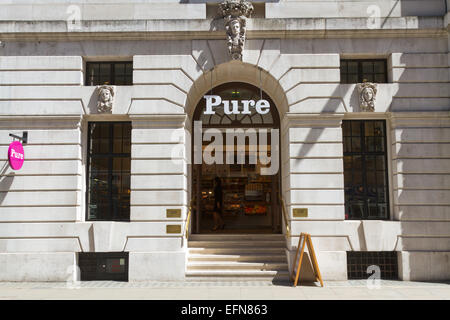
top-left (188, 240), bottom-right (286, 248)
top-left (187, 261), bottom-right (288, 271)
top-left (188, 234), bottom-right (285, 242)
top-left (185, 269), bottom-right (290, 280)
top-left (186, 234), bottom-right (289, 282)
top-left (188, 254), bottom-right (286, 262)
top-left (188, 247), bottom-right (286, 255)
top-left (184, 278), bottom-right (291, 283)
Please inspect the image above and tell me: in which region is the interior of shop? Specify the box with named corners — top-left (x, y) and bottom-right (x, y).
top-left (191, 82), bottom-right (281, 234)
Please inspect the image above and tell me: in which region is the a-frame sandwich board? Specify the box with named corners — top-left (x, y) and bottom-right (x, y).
top-left (291, 232), bottom-right (324, 287)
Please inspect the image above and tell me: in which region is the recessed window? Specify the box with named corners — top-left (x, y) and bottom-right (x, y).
top-left (86, 122), bottom-right (131, 221)
top-left (340, 59), bottom-right (387, 83)
top-left (342, 120), bottom-right (389, 220)
top-left (85, 62), bottom-right (133, 85)
top-left (347, 251), bottom-right (398, 280)
top-left (79, 252), bottom-right (129, 281)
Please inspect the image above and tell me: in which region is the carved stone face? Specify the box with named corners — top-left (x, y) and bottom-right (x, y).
top-left (362, 88), bottom-right (374, 102)
top-left (96, 85), bottom-right (114, 113)
top-left (100, 88), bottom-right (111, 102)
top-left (357, 82), bottom-right (377, 112)
top-left (230, 20), bottom-right (241, 35)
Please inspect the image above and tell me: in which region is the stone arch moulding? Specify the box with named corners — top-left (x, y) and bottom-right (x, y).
top-left (185, 61), bottom-right (289, 121)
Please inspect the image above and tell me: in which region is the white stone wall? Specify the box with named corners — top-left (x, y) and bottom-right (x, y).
top-left (0, 1), bottom-right (206, 21)
top-left (0, 1), bottom-right (449, 281)
top-left (268, 0), bottom-right (446, 18)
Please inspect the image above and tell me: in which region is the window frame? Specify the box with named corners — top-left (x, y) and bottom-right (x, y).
top-left (85, 121), bottom-right (131, 222)
top-left (340, 59), bottom-right (388, 84)
top-left (85, 61), bottom-right (133, 86)
top-left (342, 119), bottom-right (390, 220)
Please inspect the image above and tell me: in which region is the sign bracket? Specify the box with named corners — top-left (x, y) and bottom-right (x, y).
top-left (9, 131), bottom-right (28, 144)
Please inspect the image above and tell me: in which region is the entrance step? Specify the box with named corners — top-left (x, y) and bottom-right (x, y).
top-left (188, 254), bottom-right (286, 262)
top-left (188, 240), bottom-right (285, 248)
top-left (186, 234), bottom-right (289, 282)
top-left (188, 261), bottom-right (288, 271)
top-left (188, 247), bottom-right (285, 255)
top-left (189, 234), bottom-right (285, 241)
top-left (185, 270), bottom-right (290, 281)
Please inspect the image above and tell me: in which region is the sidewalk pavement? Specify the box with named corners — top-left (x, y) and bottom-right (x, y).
top-left (0, 280), bottom-right (449, 300)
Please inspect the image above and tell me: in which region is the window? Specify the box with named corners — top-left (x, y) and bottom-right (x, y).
top-left (340, 59), bottom-right (387, 83)
top-left (86, 122), bottom-right (131, 221)
top-left (347, 252), bottom-right (398, 280)
top-left (79, 252), bottom-right (129, 281)
top-left (85, 62), bottom-right (133, 85)
top-left (342, 120), bottom-right (389, 220)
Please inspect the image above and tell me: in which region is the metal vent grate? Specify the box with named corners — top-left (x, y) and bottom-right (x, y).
top-left (78, 252), bottom-right (129, 281)
top-left (347, 251), bottom-right (398, 280)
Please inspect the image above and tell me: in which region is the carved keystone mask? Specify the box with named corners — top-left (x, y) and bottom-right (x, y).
top-left (357, 82), bottom-right (377, 112)
top-left (218, 0), bottom-right (254, 61)
top-left (96, 85), bottom-right (115, 113)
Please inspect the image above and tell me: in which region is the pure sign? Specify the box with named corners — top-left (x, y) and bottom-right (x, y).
top-left (8, 141), bottom-right (24, 170)
top-left (204, 95), bottom-right (270, 115)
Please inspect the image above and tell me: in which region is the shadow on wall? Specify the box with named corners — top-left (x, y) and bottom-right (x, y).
top-left (290, 92), bottom-right (350, 160)
top-left (287, 70), bottom-right (353, 281)
top-left (389, 54), bottom-right (450, 113)
top-left (87, 87), bottom-right (100, 114)
top-left (192, 18), bottom-right (228, 74)
top-left (377, 51), bottom-right (449, 280)
top-left (395, 127), bottom-right (450, 281)
top-left (399, 0), bottom-right (447, 18)
top-left (0, 161), bottom-right (14, 205)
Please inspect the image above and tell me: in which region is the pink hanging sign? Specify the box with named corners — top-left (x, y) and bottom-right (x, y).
top-left (8, 141), bottom-right (25, 170)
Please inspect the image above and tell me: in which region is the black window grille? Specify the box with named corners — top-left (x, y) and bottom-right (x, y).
top-left (342, 120), bottom-right (389, 220)
top-left (86, 122), bottom-right (131, 221)
top-left (340, 59), bottom-right (387, 83)
top-left (85, 62), bottom-right (133, 86)
top-left (347, 251), bottom-right (398, 280)
top-left (79, 252), bottom-right (129, 281)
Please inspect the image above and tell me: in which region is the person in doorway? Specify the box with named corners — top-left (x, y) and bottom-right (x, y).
top-left (212, 176), bottom-right (225, 231)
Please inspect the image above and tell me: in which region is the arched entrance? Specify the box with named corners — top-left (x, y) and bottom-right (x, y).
top-left (191, 82), bottom-right (281, 234)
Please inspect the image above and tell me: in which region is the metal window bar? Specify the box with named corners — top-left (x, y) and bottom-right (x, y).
top-left (86, 122), bottom-right (131, 221)
top-left (340, 59), bottom-right (388, 84)
top-left (85, 62), bottom-right (133, 86)
top-left (347, 251), bottom-right (398, 280)
top-left (342, 120), bottom-right (390, 220)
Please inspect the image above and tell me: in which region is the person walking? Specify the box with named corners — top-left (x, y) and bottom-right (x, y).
top-left (211, 176), bottom-right (225, 231)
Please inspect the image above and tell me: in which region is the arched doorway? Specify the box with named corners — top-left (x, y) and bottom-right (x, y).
top-left (191, 82), bottom-right (281, 234)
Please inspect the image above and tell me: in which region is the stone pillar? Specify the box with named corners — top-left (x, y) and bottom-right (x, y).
top-left (283, 114), bottom-right (348, 280)
top-left (128, 114), bottom-right (189, 281)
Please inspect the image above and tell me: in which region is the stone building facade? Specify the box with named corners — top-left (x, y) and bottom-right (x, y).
top-left (0, 0), bottom-right (449, 282)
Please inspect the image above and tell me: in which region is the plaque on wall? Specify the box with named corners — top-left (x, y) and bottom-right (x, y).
top-left (166, 225), bottom-right (182, 234)
top-left (293, 208), bottom-right (308, 218)
top-left (166, 209), bottom-right (182, 218)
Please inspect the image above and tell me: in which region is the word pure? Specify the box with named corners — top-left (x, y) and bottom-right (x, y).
top-left (10, 148), bottom-right (24, 160)
top-left (204, 95), bottom-right (270, 115)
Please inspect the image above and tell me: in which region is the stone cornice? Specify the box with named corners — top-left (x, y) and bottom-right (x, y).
top-left (0, 17), bottom-right (447, 41)
top-left (389, 111), bottom-right (450, 127)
